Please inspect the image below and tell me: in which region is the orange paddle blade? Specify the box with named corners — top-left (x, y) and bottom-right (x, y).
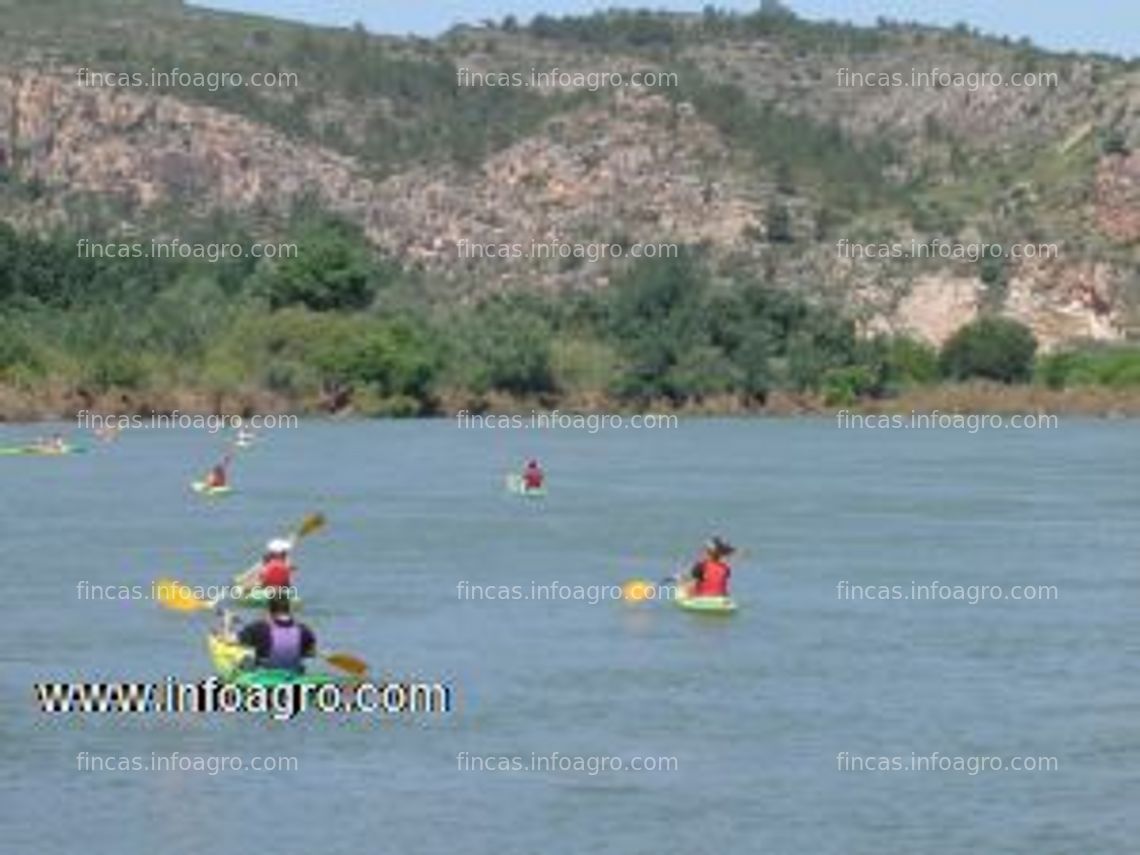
top-left (154, 578), bottom-right (213, 612)
top-left (621, 579), bottom-right (656, 602)
top-left (322, 652), bottom-right (368, 677)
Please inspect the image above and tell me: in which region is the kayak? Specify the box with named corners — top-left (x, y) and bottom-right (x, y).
top-left (191, 481), bottom-right (233, 497)
top-left (232, 669), bottom-right (341, 688)
top-left (675, 584), bottom-right (738, 615)
top-left (505, 473), bottom-right (546, 497)
top-left (207, 631), bottom-right (252, 680)
top-left (207, 632), bottom-right (338, 686)
top-left (229, 587), bottom-right (303, 610)
top-left (0, 445), bottom-right (87, 456)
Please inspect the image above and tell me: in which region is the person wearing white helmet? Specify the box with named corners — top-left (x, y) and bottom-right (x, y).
top-left (235, 537), bottom-right (296, 596)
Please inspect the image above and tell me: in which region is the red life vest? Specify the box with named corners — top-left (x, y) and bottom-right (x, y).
top-left (523, 467), bottom-right (544, 489)
top-left (693, 559), bottom-right (730, 596)
top-left (260, 557), bottom-right (293, 590)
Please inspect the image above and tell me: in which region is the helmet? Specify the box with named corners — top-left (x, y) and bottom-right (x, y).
top-left (266, 538), bottom-right (292, 554)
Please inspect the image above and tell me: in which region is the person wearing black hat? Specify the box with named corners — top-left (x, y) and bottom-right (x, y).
top-left (237, 595), bottom-right (316, 673)
top-left (686, 537), bottom-right (735, 598)
top-left (522, 459), bottom-right (544, 490)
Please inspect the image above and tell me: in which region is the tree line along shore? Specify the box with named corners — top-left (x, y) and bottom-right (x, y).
top-left (2, 219), bottom-right (1139, 423)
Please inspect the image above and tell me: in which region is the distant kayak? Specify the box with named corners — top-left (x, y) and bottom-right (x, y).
top-left (191, 481), bottom-right (233, 497)
top-left (0, 445), bottom-right (87, 456)
top-left (207, 631), bottom-right (340, 686)
top-left (675, 584), bottom-right (738, 615)
top-left (505, 473), bottom-right (546, 497)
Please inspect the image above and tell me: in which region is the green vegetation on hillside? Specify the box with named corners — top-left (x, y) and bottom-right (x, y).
top-left (3, 211), bottom-right (1136, 417)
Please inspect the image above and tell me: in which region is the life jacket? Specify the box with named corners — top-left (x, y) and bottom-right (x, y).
top-left (523, 466), bottom-right (544, 488)
top-left (693, 559), bottom-right (730, 597)
top-left (264, 619), bottom-right (303, 671)
top-left (260, 557), bottom-right (292, 589)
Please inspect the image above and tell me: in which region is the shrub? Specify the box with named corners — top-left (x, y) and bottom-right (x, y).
top-left (1037, 346), bottom-right (1140, 388)
top-left (939, 317), bottom-right (1037, 383)
top-left (882, 336), bottom-right (940, 386)
top-left (256, 220), bottom-right (381, 312)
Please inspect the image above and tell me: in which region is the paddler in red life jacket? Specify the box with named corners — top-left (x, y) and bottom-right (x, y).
top-left (522, 459), bottom-right (544, 490)
top-left (237, 595), bottom-right (315, 673)
top-left (687, 537), bottom-right (735, 597)
top-left (257, 538), bottom-right (295, 592)
top-left (234, 537), bottom-right (296, 598)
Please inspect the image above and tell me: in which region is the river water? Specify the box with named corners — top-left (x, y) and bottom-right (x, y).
top-left (2, 418), bottom-right (1137, 854)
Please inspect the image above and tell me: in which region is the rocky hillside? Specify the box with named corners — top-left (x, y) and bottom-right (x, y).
top-left (1, 0), bottom-right (1138, 350)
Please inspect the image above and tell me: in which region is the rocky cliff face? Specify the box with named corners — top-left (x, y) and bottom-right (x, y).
top-left (1097, 152), bottom-right (1140, 243)
top-left (1, 8), bottom-right (1138, 350)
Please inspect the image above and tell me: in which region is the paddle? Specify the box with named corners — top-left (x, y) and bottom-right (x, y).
top-left (154, 577), bottom-right (216, 611)
top-left (620, 576), bottom-right (680, 602)
top-left (156, 577), bottom-right (368, 677)
top-left (320, 652), bottom-right (369, 678)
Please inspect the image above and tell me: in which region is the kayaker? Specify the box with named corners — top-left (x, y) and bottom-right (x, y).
top-left (236, 596), bottom-right (316, 673)
top-left (686, 537), bottom-right (735, 598)
top-left (235, 538), bottom-right (296, 595)
top-left (522, 459), bottom-right (544, 490)
top-left (205, 455), bottom-right (231, 489)
top-left (33, 434), bottom-right (66, 452)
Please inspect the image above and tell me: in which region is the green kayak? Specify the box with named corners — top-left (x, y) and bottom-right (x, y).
top-left (230, 588), bottom-right (303, 610)
top-left (675, 585), bottom-right (738, 615)
top-left (0, 445), bottom-right (87, 456)
top-left (191, 481), bottom-right (234, 497)
top-left (208, 633), bottom-right (338, 686)
top-left (230, 669), bottom-right (342, 687)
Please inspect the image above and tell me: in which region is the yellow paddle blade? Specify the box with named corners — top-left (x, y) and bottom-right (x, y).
top-left (322, 652), bottom-right (368, 677)
top-left (154, 578), bottom-right (213, 612)
top-left (294, 512), bottom-right (326, 541)
top-left (621, 579), bottom-right (655, 602)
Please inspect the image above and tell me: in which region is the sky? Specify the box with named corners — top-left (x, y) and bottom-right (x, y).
top-left (195, 0), bottom-right (1139, 59)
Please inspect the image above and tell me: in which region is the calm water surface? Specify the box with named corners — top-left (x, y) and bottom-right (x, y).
top-left (1, 419), bottom-right (1137, 854)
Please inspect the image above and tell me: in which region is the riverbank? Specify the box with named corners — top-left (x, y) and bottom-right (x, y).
top-left (3, 380), bottom-right (1140, 423)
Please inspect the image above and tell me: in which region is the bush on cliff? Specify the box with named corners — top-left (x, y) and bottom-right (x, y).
top-left (939, 317), bottom-right (1037, 384)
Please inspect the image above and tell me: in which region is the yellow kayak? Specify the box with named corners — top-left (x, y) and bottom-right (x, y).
top-left (207, 631), bottom-right (253, 680)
